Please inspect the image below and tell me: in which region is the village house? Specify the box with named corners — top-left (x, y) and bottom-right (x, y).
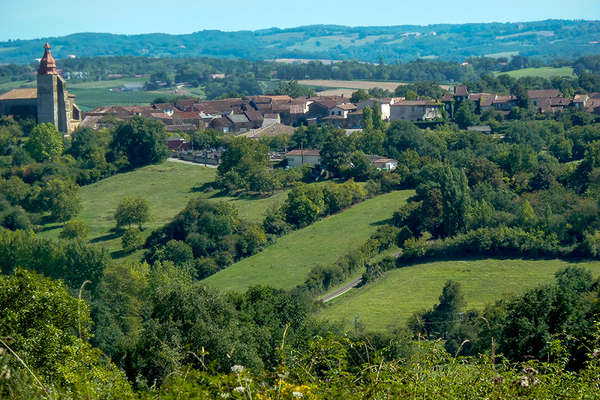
top-left (285, 149), bottom-right (321, 167)
top-left (366, 154), bottom-right (398, 171)
top-left (389, 100), bottom-right (442, 122)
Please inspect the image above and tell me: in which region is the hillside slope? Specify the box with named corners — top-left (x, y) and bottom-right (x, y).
top-left (203, 190), bottom-right (413, 292)
top-left (2, 20), bottom-right (599, 64)
top-left (317, 258), bottom-right (600, 332)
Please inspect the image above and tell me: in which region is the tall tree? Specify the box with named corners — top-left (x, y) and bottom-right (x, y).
top-left (25, 123), bottom-right (63, 162)
top-left (110, 116), bottom-right (168, 168)
top-left (320, 129), bottom-right (352, 176)
top-left (114, 196), bottom-right (151, 229)
top-left (454, 100), bottom-right (479, 129)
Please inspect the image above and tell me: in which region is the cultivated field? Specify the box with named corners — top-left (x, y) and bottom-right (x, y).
top-left (299, 79), bottom-right (405, 92)
top-left (203, 190), bottom-right (414, 292)
top-left (317, 258), bottom-right (600, 332)
top-left (39, 161), bottom-right (288, 258)
top-left (495, 66), bottom-right (575, 79)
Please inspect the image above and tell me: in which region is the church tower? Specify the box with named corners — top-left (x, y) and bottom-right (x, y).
top-left (36, 43), bottom-right (79, 133)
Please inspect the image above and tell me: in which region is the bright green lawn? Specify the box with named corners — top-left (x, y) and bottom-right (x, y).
top-left (203, 190), bottom-right (414, 292)
top-left (495, 67), bottom-right (575, 79)
top-left (39, 161), bottom-right (289, 258)
top-left (317, 258), bottom-right (600, 332)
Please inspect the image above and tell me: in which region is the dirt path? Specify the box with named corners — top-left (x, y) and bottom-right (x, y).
top-left (167, 157), bottom-right (218, 168)
top-left (320, 277), bottom-right (363, 303)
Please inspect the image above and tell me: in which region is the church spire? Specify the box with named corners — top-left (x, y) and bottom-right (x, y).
top-left (38, 42), bottom-right (57, 75)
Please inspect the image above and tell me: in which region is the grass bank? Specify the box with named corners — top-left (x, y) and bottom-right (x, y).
top-left (203, 190), bottom-right (414, 292)
top-left (317, 258), bottom-right (600, 332)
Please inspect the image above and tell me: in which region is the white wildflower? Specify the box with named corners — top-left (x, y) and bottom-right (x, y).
top-left (219, 393), bottom-right (230, 399)
top-left (231, 365), bottom-right (245, 374)
top-left (593, 349), bottom-right (600, 358)
top-left (233, 386), bottom-right (245, 393)
top-left (519, 376), bottom-right (529, 388)
top-left (292, 391), bottom-right (304, 398)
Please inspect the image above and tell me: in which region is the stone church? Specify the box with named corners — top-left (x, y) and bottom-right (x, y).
top-left (0, 43), bottom-right (81, 134)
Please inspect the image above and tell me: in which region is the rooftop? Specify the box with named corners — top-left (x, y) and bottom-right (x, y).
top-left (286, 149), bottom-right (320, 157)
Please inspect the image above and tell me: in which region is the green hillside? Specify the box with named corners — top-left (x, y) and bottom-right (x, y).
top-left (203, 190), bottom-right (414, 292)
top-left (317, 258), bottom-right (600, 332)
top-left (39, 161), bottom-right (288, 257)
top-left (1, 20), bottom-right (599, 64)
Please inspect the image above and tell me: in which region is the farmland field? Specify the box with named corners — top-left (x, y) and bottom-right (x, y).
top-left (299, 79), bottom-right (454, 92)
top-left (317, 258), bottom-right (600, 332)
top-left (299, 79), bottom-right (406, 92)
top-left (494, 66), bottom-right (575, 79)
top-left (203, 190), bottom-right (414, 292)
top-left (39, 161), bottom-right (288, 258)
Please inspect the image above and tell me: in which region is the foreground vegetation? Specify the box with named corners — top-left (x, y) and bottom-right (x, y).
top-left (319, 258), bottom-right (600, 332)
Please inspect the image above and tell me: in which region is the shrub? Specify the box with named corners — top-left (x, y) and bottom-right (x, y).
top-left (114, 196), bottom-right (151, 229)
top-left (121, 228), bottom-right (144, 251)
top-left (59, 219), bottom-right (89, 239)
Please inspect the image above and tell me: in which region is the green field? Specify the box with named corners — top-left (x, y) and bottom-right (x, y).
top-left (0, 80), bottom-right (35, 92)
top-left (0, 77), bottom-right (189, 111)
top-left (317, 258), bottom-right (600, 332)
top-left (203, 190), bottom-right (414, 292)
top-left (495, 66), bottom-right (575, 79)
top-left (69, 87), bottom-right (169, 111)
top-left (39, 161), bottom-right (289, 257)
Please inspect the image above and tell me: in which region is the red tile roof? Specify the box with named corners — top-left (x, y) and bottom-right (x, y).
top-left (392, 100), bottom-right (440, 106)
top-left (527, 89), bottom-right (561, 99)
top-left (454, 85), bottom-right (468, 96)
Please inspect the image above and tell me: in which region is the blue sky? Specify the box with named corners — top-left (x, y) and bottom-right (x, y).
top-left (1, 0), bottom-right (598, 41)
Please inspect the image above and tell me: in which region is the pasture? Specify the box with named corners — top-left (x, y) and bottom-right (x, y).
top-left (316, 258), bottom-right (600, 332)
top-left (39, 161), bottom-right (288, 258)
top-left (203, 190), bottom-right (414, 292)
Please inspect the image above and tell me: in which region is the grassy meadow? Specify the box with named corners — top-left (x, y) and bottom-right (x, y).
top-left (203, 190), bottom-right (414, 292)
top-left (317, 258), bottom-right (600, 332)
top-left (39, 161), bottom-right (289, 258)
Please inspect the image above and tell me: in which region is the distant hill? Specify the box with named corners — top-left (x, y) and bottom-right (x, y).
top-left (1, 20), bottom-right (600, 65)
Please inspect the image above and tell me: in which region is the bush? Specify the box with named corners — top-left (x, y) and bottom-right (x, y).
top-left (114, 196), bottom-right (151, 229)
top-left (121, 228), bottom-right (144, 251)
top-left (59, 219), bottom-right (89, 239)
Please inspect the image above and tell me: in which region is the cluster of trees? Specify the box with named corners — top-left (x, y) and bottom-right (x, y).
top-left (0, 116), bottom-right (168, 231)
top-left (465, 71), bottom-right (600, 97)
top-left (409, 266), bottom-right (600, 371)
top-left (216, 137), bottom-right (302, 194)
top-left (263, 180), bottom-right (366, 235)
top-left (144, 198), bottom-right (266, 278)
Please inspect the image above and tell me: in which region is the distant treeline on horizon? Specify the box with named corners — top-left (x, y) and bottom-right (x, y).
top-left (1, 19), bottom-right (599, 65)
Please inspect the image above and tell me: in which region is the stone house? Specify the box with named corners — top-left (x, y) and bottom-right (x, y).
top-left (285, 149), bottom-right (321, 167)
top-left (390, 100), bottom-right (441, 122)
